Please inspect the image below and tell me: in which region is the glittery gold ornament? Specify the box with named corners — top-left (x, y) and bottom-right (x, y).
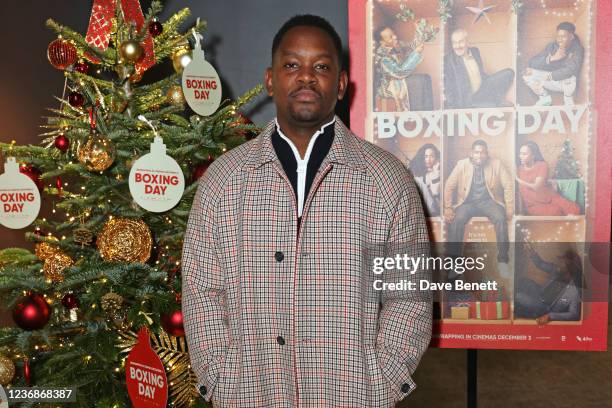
top-left (171, 44), bottom-right (191, 73)
top-left (73, 227), bottom-right (94, 246)
top-left (129, 71), bottom-right (143, 84)
top-left (43, 251), bottom-right (74, 282)
top-left (101, 292), bottom-right (123, 314)
top-left (0, 353), bottom-right (15, 385)
top-left (106, 94), bottom-right (128, 113)
top-left (97, 218), bottom-right (152, 263)
top-left (166, 85), bottom-right (185, 106)
top-left (77, 129), bottom-right (116, 172)
top-left (35, 238), bottom-right (60, 261)
top-left (119, 39), bottom-right (144, 63)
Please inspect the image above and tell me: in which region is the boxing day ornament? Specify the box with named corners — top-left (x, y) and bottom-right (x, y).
top-left (181, 20), bottom-right (222, 116)
top-left (0, 157), bottom-right (41, 229)
top-left (126, 327), bottom-right (168, 408)
top-left (129, 116), bottom-right (185, 212)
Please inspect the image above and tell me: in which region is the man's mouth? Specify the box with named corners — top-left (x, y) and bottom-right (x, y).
top-left (292, 88), bottom-right (320, 102)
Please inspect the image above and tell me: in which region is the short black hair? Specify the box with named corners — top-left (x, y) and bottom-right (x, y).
top-left (557, 21), bottom-right (576, 34)
top-left (472, 139), bottom-right (488, 150)
top-left (271, 14), bottom-right (343, 67)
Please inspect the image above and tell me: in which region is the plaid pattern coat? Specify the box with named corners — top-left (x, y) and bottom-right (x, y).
top-left (181, 116), bottom-right (432, 407)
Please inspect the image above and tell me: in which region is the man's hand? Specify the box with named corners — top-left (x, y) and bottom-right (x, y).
top-left (536, 314), bottom-right (551, 325)
top-left (550, 46), bottom-right (567, 62)
top-left (506, 210), bottom-right (513, 221)
top-left (524, 67), bottom-right (533, 76)
top-left (444, 208), bottom-right (455, 222)
top-left (415, 42), bottom-right (425, 54)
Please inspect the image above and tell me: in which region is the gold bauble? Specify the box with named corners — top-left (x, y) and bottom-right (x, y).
top-left (35, 238), bottom-right (60, 261)
top-left (73, 227), bottom-right (94, 246)
top-left (77, 130), bottom-right (116, 172)
top-left (119, 39), bottom-right (144, 63)
top-left (43, 251), bottom-right (74, 282)
top-left (101, 292), bottom-right (123, 314)
top-left (106, 94), bottom-right (128, 113)
top-left (0, 353), bottom-right (15, 386)
top-left (97, 218), bottom-right (152, 263)
top-left (171, 46), bottom-right (192, 73)
top-left (166, 85), bottom-right (185, 106)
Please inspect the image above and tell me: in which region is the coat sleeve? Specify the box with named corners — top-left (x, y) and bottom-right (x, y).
top-left (444, 160), bottom-right (460, 211)
top-left (499, 161), bottom-right (514, 216)
top-left (376, 174), bottom-right (432, 402)
top-left (181, 176), bottom-right (229, 402)
top-left (529, 43), bottom-right (554, 70)
top-left (550, 43), bottom-right (584, 81)
top-left (443, 54), bottom-right (459, 109)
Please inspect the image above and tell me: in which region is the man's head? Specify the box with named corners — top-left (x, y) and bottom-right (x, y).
top-left (379, 27), bottom-right (399, 48)
top-left (470, 139), bottom-right (489, 165)
top-left (556, 22), bottom-right (576, 49)
top-left (265, 15), bottom-right (348, 128)
top-left (451, 28), bottom-right (469, 57)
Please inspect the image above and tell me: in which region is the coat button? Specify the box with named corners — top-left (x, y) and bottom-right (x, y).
top-left (277, 335), bottom-right (286, 345)
top-left (199, 385), bottom-right (207, 396)
top-left (401, 383), bottom-right (411, 393)
top-left (275, 251), bottom-right (284, 262)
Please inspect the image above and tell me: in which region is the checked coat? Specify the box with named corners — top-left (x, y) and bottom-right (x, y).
top-left (181, 116), bottom-right (432, 407)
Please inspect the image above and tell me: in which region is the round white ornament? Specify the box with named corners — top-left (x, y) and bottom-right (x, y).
top-left (0, 157), bottom-right (41, 229)
top-left (129, 135), bottom-right (185, 213)
top-left (181, 27), bottom-right (222, 116)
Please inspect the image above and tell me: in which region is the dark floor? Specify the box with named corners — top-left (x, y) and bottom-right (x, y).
top-left (405, 303), bottom-right (612, 408)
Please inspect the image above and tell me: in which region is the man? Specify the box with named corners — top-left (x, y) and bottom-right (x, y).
top-left (444, 140), bottom-right (513, 273)
top-left (374, 27), bottom-right (429, 111)
top-left (515, 243), bottom-right (581, 323)
top-left (523, 22), bottom-right (584, 106)
top-left (444, 28), bottom-right (515, 109)
top-left (182, 14), bottom-right (432, 408)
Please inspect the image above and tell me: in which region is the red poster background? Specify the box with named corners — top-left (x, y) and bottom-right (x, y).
top-left (348, 0), bottom-right (611, 350)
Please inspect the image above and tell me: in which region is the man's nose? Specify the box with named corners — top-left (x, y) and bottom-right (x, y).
top-left (296, 66), bottom-right (317, 85)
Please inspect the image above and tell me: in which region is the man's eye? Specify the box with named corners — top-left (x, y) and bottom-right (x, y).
top-left (316, 64), bottom-right (330, 70)
top-left (283, 62), bottom-right (298, 69)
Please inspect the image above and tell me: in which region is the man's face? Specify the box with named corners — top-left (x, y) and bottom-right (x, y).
top-left (471, 145), bottom-right (488, 165)
top-left (380, 28), bottom-right (399, 48)
top-left (556, 29), bottom-right (574, 49)
top-left (265, 26), bottom-right (348, 127)
top-left (451, 31), bottom-right (468, 57)
top-left (424, 148), bottom-right (438, 169)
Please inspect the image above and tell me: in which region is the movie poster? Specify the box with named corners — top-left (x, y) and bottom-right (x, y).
top-left (349, 0), bottom-right (610, 350)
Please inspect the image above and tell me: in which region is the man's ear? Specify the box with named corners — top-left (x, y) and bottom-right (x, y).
top-left (337, 70), bottom-right (348, 101)
top-left (265, 67), bottom-right (274, 97)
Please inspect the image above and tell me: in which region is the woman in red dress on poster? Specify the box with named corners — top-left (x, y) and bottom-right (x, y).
top-left (516, 141), bottom-right (580, 216)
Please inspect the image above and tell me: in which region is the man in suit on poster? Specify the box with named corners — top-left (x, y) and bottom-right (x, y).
top-left (444, 140), bottom-right (513, 275)
top-left (182, 14), bottom-right (432, 408)
top-left (523, 21), bottom-right (585, 106)
top-left (444, 28), bottom-right (515, 109)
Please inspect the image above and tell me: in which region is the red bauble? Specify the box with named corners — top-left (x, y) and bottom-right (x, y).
top-left (68, 91), bottom-right (85, 108)
top-left (12, 293), bottom-right (51, 331)
top-left (19, 164), bottom-right (43, 192)
top-left (191, 157), bottom-right (214, 182)
top-left (61, 293), bottom-right (79, 309)
top-left (47, 39), bottom-right (77, 70)
top-left (160, 310), bottom-right (185, 337)
top-left (54, 134), bottom-right (69, 152)
top-left (23, 357), bottom-right (31, 386)
top-left (74, 61), bottom-right (89, 74)
top-left (56, 177), bottom-right (63, 196)
top-left (148, 20), bottom-right (163, 37)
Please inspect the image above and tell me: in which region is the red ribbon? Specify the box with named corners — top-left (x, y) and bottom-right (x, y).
top-left (85, 0), bottom-right (155, 75)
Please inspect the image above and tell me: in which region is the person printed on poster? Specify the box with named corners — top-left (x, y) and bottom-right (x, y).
top-left (444, 28), bottom-right (515, 109)
top-left (523, 22), bottom-right (585, 107)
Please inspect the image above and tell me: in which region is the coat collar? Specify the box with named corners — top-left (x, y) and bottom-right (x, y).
top-left (244, 115), bottom-right (366, 173)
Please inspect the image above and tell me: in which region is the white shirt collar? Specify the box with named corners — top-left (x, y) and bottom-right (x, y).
top-left (274, 117), bottom-right (335, 162)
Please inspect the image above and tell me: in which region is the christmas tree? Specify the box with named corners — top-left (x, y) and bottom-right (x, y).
top-left (553, 139), bottom-right (582, 179)
top-left (0, 1), bottom-right (260, 406)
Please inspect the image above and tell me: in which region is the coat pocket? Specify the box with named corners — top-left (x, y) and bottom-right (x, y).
top-left (364, 345), bottom-right (395, 407)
